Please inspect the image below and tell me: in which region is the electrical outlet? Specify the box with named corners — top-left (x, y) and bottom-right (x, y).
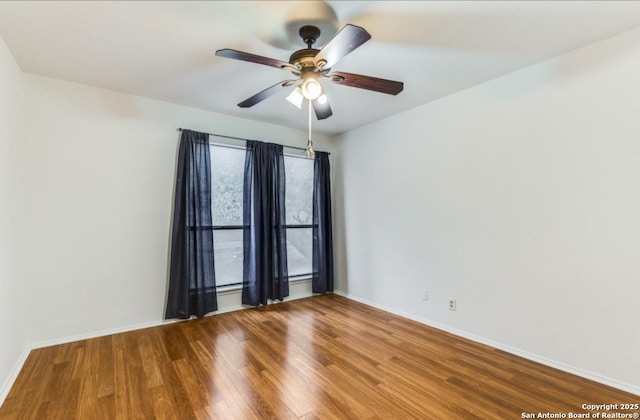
top-left (422, 289), bottom-right (429, 301)
top-left (448, 299), bottom-right (456, 311)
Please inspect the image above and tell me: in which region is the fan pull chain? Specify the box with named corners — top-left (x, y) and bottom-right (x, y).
top-left (306, 99), bottom-right (315, 158)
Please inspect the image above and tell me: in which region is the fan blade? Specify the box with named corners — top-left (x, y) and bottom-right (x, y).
top-left (313, 24), bottom-right (371, 69)
top-left (238, 80), bottom-right (297, 108)
top-left (312, 98), bottom-right (333, 120)
top-left (215, 48), bottom-right (294, 71)
top-left (328, 71), bottom-right (403, 95)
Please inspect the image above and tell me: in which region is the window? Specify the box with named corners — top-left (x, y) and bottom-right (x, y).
top-left (210, 145), bottom-right (244, 287)
top-left (210, 144), bottom-right (314, 287)
top-left (284, 155), bottom-right (314, 278)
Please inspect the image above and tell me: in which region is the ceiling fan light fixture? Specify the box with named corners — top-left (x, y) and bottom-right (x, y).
top-left (286, 86), bottom-right (304, 109)
top-left (301, 72), bottom-right (322, 100)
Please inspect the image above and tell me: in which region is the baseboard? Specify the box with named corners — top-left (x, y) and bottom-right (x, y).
top-left (30, 282), bottom-right (313, 350)
top-left (0, 346), bottom-right (31, 406)
top-left (11, 288), bottom-right (631, 407)
top-left (334, 290), bottom-right (640, 397)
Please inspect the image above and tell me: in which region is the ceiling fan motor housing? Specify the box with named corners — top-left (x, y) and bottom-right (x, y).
top-left (289, 48), bottom-right (320, 71)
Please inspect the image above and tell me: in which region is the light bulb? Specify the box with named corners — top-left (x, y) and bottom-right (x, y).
top-left (301, 73), bottom-right (322, 100)
top-left (317, 94), bottom-right (327, 105)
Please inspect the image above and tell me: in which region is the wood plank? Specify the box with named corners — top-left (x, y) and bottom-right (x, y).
top-left (1, 294), bottom-right (637, 419)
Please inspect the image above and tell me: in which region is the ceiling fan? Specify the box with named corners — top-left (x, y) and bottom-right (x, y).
top-left (215, 24), bottom-right (404, 120)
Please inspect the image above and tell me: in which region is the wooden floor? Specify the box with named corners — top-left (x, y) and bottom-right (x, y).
top-left (1, 294), bottom-right (637, 419)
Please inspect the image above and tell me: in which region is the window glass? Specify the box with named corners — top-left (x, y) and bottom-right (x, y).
top-left (287, 227), bottom-right (312, 277)
top-left (285, 156), bottom-right (313, 225)
top-left (211, 145), bottom-right (244, 287)
top-left (285, 156), bottom-right (314, 277)
top-left (213, 229), bottom-right (243, 287)
top-left (210, 145), bottom-right (244, 226)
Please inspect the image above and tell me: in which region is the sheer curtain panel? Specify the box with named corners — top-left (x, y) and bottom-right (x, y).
top-left (312, 152), bottom-right (334, 293)
top-left (165, 129), bottom-right (218, 319)
top-left (242, 140), bottom-right (289, 306)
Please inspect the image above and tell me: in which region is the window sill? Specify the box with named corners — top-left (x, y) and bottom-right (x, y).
top-left (216, 276), bottom-right (312, 295)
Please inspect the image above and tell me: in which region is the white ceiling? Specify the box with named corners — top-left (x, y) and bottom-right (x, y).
top-left (2, 1), bottom-right (640, 136)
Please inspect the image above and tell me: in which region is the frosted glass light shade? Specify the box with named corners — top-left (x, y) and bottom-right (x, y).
top-left (286, 86), bottom-right (304, 109)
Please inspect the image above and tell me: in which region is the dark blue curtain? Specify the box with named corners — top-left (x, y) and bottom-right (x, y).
top-left (312, 152), bottom-right (334, 293)
top-left (242, 140), bottom-right (289, 306)
top-left (165, 129), bottom-right (218, 319)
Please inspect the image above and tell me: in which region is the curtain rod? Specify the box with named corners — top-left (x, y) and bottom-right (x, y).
top-left (177, 128), bottom-right (329, 155)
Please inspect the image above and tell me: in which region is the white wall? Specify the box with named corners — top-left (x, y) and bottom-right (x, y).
top-left (20, 74), bottom-right (334, 346)
top-left (0, 36), bottom-right (27, 401)
top-left (334, 27), bottom-right (640, 393)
